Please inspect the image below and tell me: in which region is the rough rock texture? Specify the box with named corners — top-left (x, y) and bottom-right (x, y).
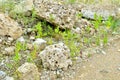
top-left (33, 0), bottom-right (77, 29)
top-left (0, 13), bottom-right (23, 39)
top-left (17, 62), bottom-right (40, 80)
top-left (39, 42), bottom-right (72, 70)
top-left (81, 4), bottom-right (117, 20)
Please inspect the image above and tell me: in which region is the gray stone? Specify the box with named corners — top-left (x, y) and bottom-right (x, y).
top-left (33, 38), bottom-right (46, 50)
top-left (81, 4), bottom-right (117, 20)
top-left (39, 42), bottom-right (72, 70)
top-left (0, 71), bottom-right (14, 80)
top-left (17, 36), bottom-right (25, 43)
top-left (0, 71), bottom-right (6, 80)
top-left (17, 62), bottom-right (40, 80)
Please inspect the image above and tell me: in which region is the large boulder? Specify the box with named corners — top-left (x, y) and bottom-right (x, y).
top-left (17, 62), bottom-right (40, 80)
top-left (0, 13), bottom-right (23, 39)
top-left (33, 0), bottom-right (77, 29)
top-left (38, 42), bottom-right (72, 70)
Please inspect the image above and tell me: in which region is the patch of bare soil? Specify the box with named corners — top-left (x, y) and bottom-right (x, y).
top-left (72, 36), bottom-right (120, 80)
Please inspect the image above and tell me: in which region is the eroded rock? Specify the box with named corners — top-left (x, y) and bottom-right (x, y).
top-left (0, 13), bottom-right (23, 39)
top-left (17, 62), bottom-right (40, 80)
top-left (34, 0), bottom-right (77, 29)
top-left (39, 42), bottom-right (72, 70)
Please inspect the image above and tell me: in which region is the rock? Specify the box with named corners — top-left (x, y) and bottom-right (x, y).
top-left (4, 46), bottom-right (15, 55)
top-left (17, 36), bottom-right (25, 43)
top-left (8, 37), bottom-right (14, 42)
top-left (34, 0), bottom-right (77, 29)
top-left (17, 62), bottom-right (40, 80)
top-left (0, 71), bottom-right (6, 80)
top-left (13, 0), bottom-right (33, 13)
top-left (39, 42), bottom-right (72, 70)
top-left (81, 4), bottom-right (117, 20)
top-left (5, 76), bottom-right (14, 80)
top-left (72, 19), bottom-right (93, 34)
top-left (33, 38), bottom-right (46, 50)
top-left (0, 13), bottom-right (23, 39)
top-left (0, 71), bottom-right (14, 80)
top-left (0, 39), bottom-right (2, 43)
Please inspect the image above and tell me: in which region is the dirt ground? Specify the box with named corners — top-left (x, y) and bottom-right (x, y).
top-left (71, 35), bottom-right (120, 80)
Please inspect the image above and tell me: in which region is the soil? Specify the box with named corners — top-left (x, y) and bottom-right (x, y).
top-left (71, 35), bottom-right (120, 80)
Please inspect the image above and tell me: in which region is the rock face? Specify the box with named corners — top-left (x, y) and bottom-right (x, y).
top-left (0, 13), bottom-right (23, 39)
top-left (39, 42), bottom-right (72, 70)
top-left (81, 4), bottom-right (117, 20)
top-left (33, 0), bottom-right (77, 29)
top-left (17, 62), bottom-right (40, 80)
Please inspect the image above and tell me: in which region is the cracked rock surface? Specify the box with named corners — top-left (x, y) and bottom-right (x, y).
top-left (39, 42), bottom-right (72, 70)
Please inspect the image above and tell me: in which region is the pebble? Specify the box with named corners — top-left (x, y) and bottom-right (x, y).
top-left (118, 49), bottom-right (120, 52)
top-left (33, 38), bottom-right (46, 45)
top-left (4, 46), bottom-right (15, 55)
top-left (0, 71), bottom-right (6, 79)
top-left (117, 68), bottom-right (120, 71)
top-left (17, 36), bottom-right (25, 43)
top-left (0, 39), bottom-right (2, 43)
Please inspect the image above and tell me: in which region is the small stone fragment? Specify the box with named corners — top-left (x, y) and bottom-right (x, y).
top-left (4, 46), bottom-right (15, 55)
top-left (17, 36), bottom-right (25, 43)
top-left (33, 38), bottom-right (46, 50)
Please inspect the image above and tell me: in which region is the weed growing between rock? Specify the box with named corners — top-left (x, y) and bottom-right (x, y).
top-left (0, 0), bottom-right (120, 80)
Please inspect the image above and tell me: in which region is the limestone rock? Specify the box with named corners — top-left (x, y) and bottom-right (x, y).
top-left (39, 42), bottom-right (72, 70)
top-left (81, 4), bottom-right (117, 20)
top-left (17, 62), bottom-right (40, 80)
top-left (34, 0), bottom-right (77, 29)
top-left (0, 13), bottom-right (23, 39)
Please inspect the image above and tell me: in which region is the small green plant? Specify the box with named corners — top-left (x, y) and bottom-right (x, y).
top-left (13, 41), bottom-right (21, 61)
top-left (34, 22), bottom-right (43, 38)
top-left (0, 0), bottom-right (15, 12)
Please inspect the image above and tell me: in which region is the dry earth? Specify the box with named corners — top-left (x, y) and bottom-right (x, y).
top-left (70, 36), bottom-right (120, 80)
